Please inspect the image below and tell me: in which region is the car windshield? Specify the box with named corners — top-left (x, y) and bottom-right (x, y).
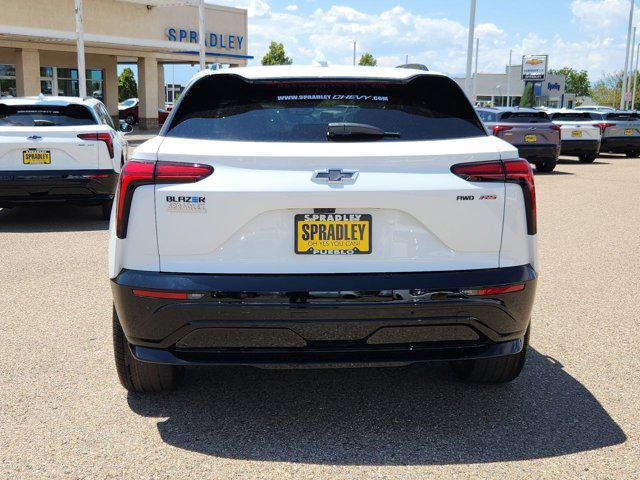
top-left (120, 99), bottom-right (137, 107)
top-left (0, 104), bottom-right (97, 126)
top-left (166, 75), bottom-right (486, 142)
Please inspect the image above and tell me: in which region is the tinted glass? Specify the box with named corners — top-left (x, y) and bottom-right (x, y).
top-left (0, 64), bottom-right (16, 77)
top-left (0, 104), bottom-right (97, 126)
top-left (606, 112), bottom-right (640, 121)
top-left (499, 111), bottom-right (550, 123)
top-left (476, 110), bottom-right (496, 122)
top-left (166, 75), bottom-right (486, 142)
top-left (551, 112), bottom-right (593, 121)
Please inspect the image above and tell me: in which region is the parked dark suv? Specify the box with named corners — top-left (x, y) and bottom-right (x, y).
top-left (477, 107), bottom-right (561, 172)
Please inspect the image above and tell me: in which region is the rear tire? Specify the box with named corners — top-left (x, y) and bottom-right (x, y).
top-left (101, 200), bottom-right (113, 220)
top-left (451, 326), bottom-right (529, 383)
top-left (579, 153), bottom-right (597, 163)
top-left (535, 157), bottom-right (557, 172)
top-left (626, 150), bottom-right (639, 158)
top-left (113, 307), bottom-right (184, 392)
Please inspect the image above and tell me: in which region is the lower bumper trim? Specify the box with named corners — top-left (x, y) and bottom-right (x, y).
top-left (0, 169), bottom-right (117, 206)
top-left (131, 337), bottom-right (523, 366)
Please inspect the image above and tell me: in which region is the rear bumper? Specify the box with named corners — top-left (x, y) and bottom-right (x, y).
top-left (0, 169), bottom-right (117, 206)
top-left (112, 265), bottom-right (537, 367)
top-left (601, 136), bottom-right (640, 152)
top-left (560, 139), bottom-right (600, 155)
top-left (515, 144), bottom-right (560, 161)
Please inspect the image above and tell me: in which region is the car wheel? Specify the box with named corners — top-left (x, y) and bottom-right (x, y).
top-left (113, 307), bottom-right (184, 392)
top-left (535, 157), bottom-right (557, 172)
top-left (579, 153), bottom-right (597, 163)
top-left (625, 150), bottom-right (639, 158)
top-left (101, 200), bottom-right (113, 220)
top-left (125, 114), bottom-right (136, 126)
top-left (451, 326), bottom-right (530, 383)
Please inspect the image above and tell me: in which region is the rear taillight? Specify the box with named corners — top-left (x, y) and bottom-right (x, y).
top-left (504, 159), bottom-right (536, 235)
top-left (596, 122), bottom-right (616, 135)
top-left (451, 158), bottom-right (536, 235)
top-left (463, 283), bottom-right (525, 296)
top-left (492, 125), bottom-right (513, 136)
top-left (451, 161), bottom-right (504, 182)
top-left (550, 124), bottom-right (561, 132)
top-left (78, 132), bottom-right (114, 159)
top-left (115, 160), bottom-right (213, 239)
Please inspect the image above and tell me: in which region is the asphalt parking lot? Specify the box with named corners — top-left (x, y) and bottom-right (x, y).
top-left (1, 154), bottom-right (638, 479)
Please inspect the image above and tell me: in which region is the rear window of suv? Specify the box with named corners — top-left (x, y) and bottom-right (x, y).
top-left (165, 74), bottom-right (486, 142)
top-left (550, 112), bottom-right (593, 121)
top-left (0, 104), bottom-right (97, 127)
top-left (605, 112), bottom-right (640, 121)
top-left (498, 111), bottom-right (550, 123)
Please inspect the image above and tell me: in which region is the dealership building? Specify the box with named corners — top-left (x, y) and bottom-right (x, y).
top-left (454, 65), bottom-right (574, 108)
top-left (0, 0), bottom-right (250, 128)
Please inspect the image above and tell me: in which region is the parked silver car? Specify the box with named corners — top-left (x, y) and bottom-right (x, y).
top-left (582, 111), bottom-right (640, 158)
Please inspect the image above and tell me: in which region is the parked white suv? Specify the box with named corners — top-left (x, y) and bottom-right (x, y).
top-left (109, 66), bottom-right (538, 392)
top-left (0, 96), bottom-right (127, 218)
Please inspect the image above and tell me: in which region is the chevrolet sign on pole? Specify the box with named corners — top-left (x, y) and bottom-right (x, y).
top-left (521, 54), bottom-right (548, 81)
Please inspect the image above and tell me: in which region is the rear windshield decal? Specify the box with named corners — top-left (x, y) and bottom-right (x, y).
top-left (276, 94), bottom-right (389, 102)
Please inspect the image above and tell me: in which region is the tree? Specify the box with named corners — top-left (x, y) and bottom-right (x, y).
top-left (590, 71), bottom-right (623, 107)
top-left (548, 67), bottom-right (590, 96)
top-left (261, 41), bottom-right (293, 65)
top-left (118, 68), bottom-right (137, 102)
top-left (520, 82), bottom-right (536, 107)
top-left (358, 52), bottom-right (377, 67)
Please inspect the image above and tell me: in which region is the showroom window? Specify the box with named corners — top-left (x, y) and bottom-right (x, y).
top-left (0, 64), bottom-right (17, 98)
top-left (40, 67), bottom-right (104, 100)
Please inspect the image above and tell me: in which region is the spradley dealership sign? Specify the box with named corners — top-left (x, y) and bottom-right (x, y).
top-left (167, 28), bottom-right (244, 50)
top-left (521, 54), bottom-right (548, 81)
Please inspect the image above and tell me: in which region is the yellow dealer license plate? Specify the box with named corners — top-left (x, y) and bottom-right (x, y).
top-left (23, 149), bottom-right (51, 164)
top-left (625, 129), bottom-right (634, 135)
top-left (571, 130), bottom-right (583, 138)
top-left (295, 213), bottom-right (372, 255)
top-left (524, 134), bottom-right (538, 143)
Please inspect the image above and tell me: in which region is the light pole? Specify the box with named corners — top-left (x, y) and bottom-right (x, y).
top-left (352, 41), bottom-right (357, 66)
top-left (472, 38), bottom-right (479, 104)
top-left (74, 0), bottom-right (87, 97)
top-left (198, 0), bottom-right (206, 70)
top-left (464, 0), bottom-right (477, 96)
top-left (621, 0), bottom-right (635, 109)
top-left (624, 26), bottom-right (637, 109)
top-left (506, 49), bottom-right (512, 107)
top-left (633, 42), bottom-right (640, 110)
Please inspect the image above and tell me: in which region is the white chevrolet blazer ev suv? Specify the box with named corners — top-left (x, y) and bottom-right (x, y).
top-left (109, 66), bottom-right (538, 392)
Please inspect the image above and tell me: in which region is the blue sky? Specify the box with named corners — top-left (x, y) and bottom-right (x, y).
top-left (119, 0), bottom-right (635, 87)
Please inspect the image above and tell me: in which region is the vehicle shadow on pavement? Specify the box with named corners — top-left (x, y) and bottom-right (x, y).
top-left (0, 205), bottom-right (108, 232)
top-left (127, 349), bottom-right (626, 465)
top-left (557, 159), bottom-right (610, 165)
top-left (534, 170), bottom-right (574, 176)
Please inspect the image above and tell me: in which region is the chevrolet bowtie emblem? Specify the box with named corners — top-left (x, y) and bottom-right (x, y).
top-left (313, 169), bottom-right (359, 184)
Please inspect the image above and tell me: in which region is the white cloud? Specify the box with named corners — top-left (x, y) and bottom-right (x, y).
top-left (209, 0), bottom-right (630, 79)
top-left (570, 0), bottom-right (630, 31)
top-left (284, 4), bottom-right (298, 11)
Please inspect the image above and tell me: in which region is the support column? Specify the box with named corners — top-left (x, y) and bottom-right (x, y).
top-left (104, 55), bottom-right (119, 124)
top-left (15, 48), bottom-right (40, 97)
top-left (157, 63), bottom-right (165, 109)
top-left (137, 56), bottom-right (158, 130)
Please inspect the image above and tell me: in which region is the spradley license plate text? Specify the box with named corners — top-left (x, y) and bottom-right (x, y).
top-left (295, 213), bottom-right (372, 255)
